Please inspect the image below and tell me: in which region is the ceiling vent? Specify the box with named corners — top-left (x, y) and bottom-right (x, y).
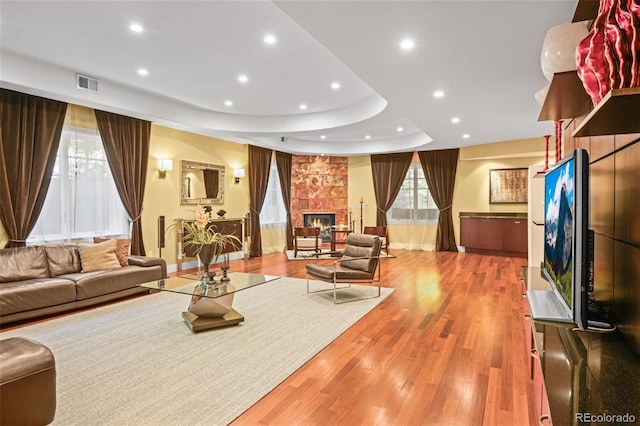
top-left (76, 74), bottom-right (98, 92)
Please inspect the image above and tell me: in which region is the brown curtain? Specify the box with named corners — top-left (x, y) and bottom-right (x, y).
top-left (275, 151), bottom-right (294, 250)
top-left (0, 89), bottom-right (67, 248)
top-left (248, 145), bottom-right (273, 257)
top-left (370, 152), bottom-right (413, 226)
top-left (203, 169), bottom-right (219, 199)
top-left (418, 149), bottom-right (459, 251)
top-left (94, 110), bottom-right (151, 255)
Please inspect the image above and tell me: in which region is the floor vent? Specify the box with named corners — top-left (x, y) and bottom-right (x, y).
top-left (76, 74), bottom-right (98, 92)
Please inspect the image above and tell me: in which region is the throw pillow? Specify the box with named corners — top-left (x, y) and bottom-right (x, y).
top-left (79, 239), bottom-right (121, 272)
top-left (93, 237), bottom-right (130, 266)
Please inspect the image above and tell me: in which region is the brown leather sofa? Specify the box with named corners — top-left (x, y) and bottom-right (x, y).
top-left (0, 337), bottom-right (56, 425)
top-left (0, 244), bottom-right (167, 325)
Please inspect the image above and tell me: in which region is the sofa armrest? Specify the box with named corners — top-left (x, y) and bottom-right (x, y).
top-left (128, 256), bottom-right (167, 278)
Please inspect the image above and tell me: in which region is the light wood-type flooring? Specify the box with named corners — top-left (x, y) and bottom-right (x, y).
top-left (1, 249), bottom-right (536, 425)
top-left (229, 249), bottom-right (536, 425)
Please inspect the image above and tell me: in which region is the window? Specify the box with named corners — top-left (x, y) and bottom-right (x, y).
top-left (259, 159), bottom-right (287, 225)
top-left (28, 126), bottom-right (129, 243)
top-left (387, 163), bottom-right (439, 224)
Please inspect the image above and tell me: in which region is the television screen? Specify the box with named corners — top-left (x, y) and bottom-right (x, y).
top-left (543, 155), bottom-right (576, 315)
top-left (538, 148), bottom-right (591, 330)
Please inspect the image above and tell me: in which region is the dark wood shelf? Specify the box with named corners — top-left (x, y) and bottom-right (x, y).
top-left (572, 0), bottom-right (599, 22)
top-left (538, 71), bottom-right (592, 122)
top-left (572, 87), bottom-right (640, 137)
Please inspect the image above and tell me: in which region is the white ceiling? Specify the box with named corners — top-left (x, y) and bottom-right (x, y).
top-left (0, 1), bottom-right (577, 156)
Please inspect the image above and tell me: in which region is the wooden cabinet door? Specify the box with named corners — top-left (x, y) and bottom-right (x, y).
top-left (460, 217), bottom-right (503, 250)
top-left (210, 220), bottom-right (243, 253)
top-left (502, 219), bottom-right (527, 253)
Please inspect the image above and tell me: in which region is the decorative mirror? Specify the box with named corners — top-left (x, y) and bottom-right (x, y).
top-left (180, 160), bottom-right (225, 205)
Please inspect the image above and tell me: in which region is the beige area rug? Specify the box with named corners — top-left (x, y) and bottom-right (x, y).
top-left (285, 250), bottom-right (395, 261)
top-left (2, 277), bottom-right (393, 426)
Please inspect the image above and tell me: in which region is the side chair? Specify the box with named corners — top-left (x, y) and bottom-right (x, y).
top-left (305, 233), bottom-right (382, 304)
top-left (363, 226), bottom-right (389, 255)
top-left (293, 227), bottom-right (322, 258)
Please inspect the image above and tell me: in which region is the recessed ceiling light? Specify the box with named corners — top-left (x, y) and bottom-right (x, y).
top-left (129, 23), bottom-right (143, 33)
top-left (224, 100), bottom-right (233, 107)
top-left (365, 135), bottom-right (371, 140)
top-left (396, 126), bottom-right (404, 132)
top-left (400, 39), bottom-right (415, 50)
top-left (320, 135), bottom-right (326, 139)
top-left (238, 74), bottom-right (249, 83)
top-left (463, 134), bottom-right (470, 139)
top-left (433, 90), bottom-right (445, 98)
top-left (331, 82), bottom-right (341, 90)
top-left (264, 34), bottom-right (276, 45)
top-left (299, 104), bottom-right (307, 110)
top-left (137, 68), bottom-right (148, 76)
top-left (451, 117), bottom-right (461, 124)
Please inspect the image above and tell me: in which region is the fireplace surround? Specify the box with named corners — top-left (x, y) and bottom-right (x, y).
top-left (303, 213), bottom-right (335, 243)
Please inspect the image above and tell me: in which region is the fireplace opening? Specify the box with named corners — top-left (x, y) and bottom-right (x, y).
top-left (303, 213), bottom-right (335, 243)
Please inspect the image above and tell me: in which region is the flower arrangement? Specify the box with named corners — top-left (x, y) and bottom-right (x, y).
top-left (176, 206), bottom-right (241, 259)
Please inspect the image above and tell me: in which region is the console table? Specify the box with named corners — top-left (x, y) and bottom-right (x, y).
top-left (175, 217), bottom-right (246, 271)
top-left (522, 267), bottom-right (640, 425)
top-left (459, 212), bottom-right (527, 257)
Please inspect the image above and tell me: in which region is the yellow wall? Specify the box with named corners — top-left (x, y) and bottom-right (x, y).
top-left (454, 138), bottom-right (545, 246)
top-left (347, 138), bottom-right (546, 250)
top-left (144, 125), bottom-right (248, 265)
top-left (0, 129), bottom-right (548, 256)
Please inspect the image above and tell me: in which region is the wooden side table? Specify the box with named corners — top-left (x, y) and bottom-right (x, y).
top-left (330, 228), bottom-right (353, 252)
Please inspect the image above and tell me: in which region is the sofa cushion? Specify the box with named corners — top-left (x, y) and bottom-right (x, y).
top-left (64, 265), bottom-right (164, 300)
top-left (0, 246), bottom-right (50, 283)
top-left (93, 237), bottom-right (130, 266)
top-left (44, 244), bottom-right (81, 277)
top-left (0, 278), bottom-right (76, 315)
top-left (78, 239), bottom-right (121, 272)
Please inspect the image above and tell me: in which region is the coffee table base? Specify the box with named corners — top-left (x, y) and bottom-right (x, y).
top-left (181, 310), bottom-right (244, 332)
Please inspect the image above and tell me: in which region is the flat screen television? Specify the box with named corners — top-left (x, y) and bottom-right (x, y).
top-left (528, 148), bottom-right (595, 330)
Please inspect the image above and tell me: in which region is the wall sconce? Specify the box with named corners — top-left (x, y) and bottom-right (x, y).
top-left (157, 159), bottom-right (173, 178)
top-left (234, 168), bottom-right (245, 184)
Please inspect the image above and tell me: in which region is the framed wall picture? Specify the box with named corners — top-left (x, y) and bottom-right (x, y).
top-left (489, 168), bottom-right (528, 204)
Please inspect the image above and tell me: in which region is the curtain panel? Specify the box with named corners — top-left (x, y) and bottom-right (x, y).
top-left (370, 152), bottom-right (413, 226)
top-left (275, 151), bottom-right (294, 250)
top-left (418, 148), bottom-right (459, 252)
top-left (94, 110), bottom-right (151, 255)
top-left (0, 89), bottom-right (67, 247)
top-left (248, 145), bottom-right (273, 257)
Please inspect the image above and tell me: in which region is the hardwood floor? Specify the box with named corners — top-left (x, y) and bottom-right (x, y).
top-left (229, 249), bottom-right (536, 425)
top-left (1, 249), bottom-right (536, 425)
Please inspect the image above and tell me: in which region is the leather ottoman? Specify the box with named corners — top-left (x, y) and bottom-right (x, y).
top-left (0, 337), bottom-right (56, 425)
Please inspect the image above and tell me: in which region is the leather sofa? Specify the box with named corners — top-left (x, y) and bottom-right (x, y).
top-left (0, 244), bottom-right (167, 325)
top-left (0, 337), bottom-right (56, 425)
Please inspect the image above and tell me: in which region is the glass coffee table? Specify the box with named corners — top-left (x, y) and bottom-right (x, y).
top-left (139, 272), bottom-right (279, 332)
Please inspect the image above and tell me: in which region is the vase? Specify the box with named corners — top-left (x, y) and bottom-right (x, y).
top-left (576, 0), bottom-right (640, 106)
top-left (197, 244), bottom-right (215, 281)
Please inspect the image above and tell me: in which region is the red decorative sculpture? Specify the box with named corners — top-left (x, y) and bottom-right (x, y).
top-left (576, 0), bottom-right (640, 106)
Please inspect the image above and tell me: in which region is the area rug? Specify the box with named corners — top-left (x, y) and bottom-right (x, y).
top-left (285, 250), bottom-right (395, 261)
top-left (1, 277), bottom-right (393, 426)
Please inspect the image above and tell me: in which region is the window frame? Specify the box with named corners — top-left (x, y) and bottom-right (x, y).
top-left (27, 125), bottom-right (129, 244)
top-left (386, 163), bottom-right (439, 225)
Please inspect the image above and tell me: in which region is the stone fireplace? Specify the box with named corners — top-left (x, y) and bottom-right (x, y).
top-left (303, 213), bottom-right (335, 242)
